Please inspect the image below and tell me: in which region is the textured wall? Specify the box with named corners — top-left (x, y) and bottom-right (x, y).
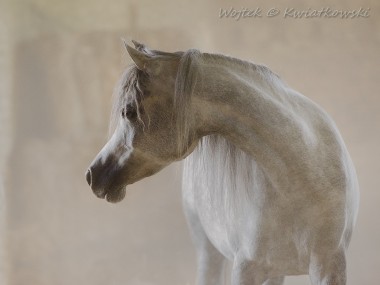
top-left (1, 0), bottom-right (379, 284)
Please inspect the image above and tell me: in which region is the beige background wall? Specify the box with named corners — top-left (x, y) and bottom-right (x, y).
top-left (1, 0), bottom-right (379, 284)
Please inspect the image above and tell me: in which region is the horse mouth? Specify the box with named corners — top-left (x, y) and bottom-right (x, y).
top-left (94, 186), bottom-right (126, 203)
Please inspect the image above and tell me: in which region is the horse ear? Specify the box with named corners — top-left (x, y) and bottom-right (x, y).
top-left (123, 41), bottom-right (159, 74)
top-left (131, 40), bottom-right (145, 51)
top-left (124, 42), bottom-right (149, 70)
top-left (131, 40), bottom-right (155, 55)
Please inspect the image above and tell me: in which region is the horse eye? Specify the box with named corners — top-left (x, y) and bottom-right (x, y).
top-left (121, 106), bottom-right (137, 120)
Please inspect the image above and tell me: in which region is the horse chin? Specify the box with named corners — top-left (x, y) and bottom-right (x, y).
top-left (105, 186), bottom-right (126, 203)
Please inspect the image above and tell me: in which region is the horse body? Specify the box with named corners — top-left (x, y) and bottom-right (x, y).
top-left (86, 41), bottom-right (359, 285)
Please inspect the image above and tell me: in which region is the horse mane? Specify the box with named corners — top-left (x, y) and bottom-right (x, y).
top-left (109, 65), bottom-right (149, 137)
top-left (175, 51), bottom-right (279, 197)
top-left (109, 48), bottom-right (203, 150)
top-left (174, 49), bottom-right (201, 153)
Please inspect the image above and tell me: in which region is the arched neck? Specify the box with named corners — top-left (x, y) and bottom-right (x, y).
top-left (192, 57), bottom-right (314, 188)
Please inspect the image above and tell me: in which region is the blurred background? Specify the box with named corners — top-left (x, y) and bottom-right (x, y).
top-left (0, 0), bottom-right (379, 284)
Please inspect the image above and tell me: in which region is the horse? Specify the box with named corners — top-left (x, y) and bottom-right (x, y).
top-left (86, 40), bottom-right (359, 285)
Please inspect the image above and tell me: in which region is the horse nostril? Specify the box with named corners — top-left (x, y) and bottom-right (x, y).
top-left (86, 169), bottom-right (92, 186)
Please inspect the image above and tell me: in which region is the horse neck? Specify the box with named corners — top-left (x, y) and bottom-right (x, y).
top-left (193, 56), bottom-right (311, 188)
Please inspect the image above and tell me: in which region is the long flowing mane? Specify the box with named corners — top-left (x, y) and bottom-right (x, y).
top-left (174, 51), bottom-right (286, 199)
top-left (109, 66), bottom-right (148, 137)
top-left (109, 48), bottom-right (202, 148)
